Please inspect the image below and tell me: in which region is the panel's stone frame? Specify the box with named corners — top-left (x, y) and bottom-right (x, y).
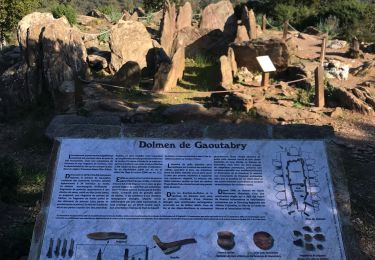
top-left (28, 120), bottom-right (357, 258)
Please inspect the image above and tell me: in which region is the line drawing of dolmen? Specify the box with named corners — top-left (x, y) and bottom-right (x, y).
top-left (273, 146), bottom-right (320, 218)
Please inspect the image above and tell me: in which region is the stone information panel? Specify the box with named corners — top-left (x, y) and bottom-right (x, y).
top-left (36, 139), bottom-right (346, 259)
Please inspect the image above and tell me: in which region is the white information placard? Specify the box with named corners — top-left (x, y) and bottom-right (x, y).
top-left (37, 139), bottom-right (346, 260)
top-left (256, 56), bottom-right (277, 72)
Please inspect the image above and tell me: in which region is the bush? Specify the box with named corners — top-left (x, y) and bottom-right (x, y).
top-left (316, 15), bottom-right (340, 39)
top-left (52, 4), bottom-right (77, 25)
top-left (0, 0), bottom-right (38, 42)
top-left (98, 5), bottom-right (122, 22)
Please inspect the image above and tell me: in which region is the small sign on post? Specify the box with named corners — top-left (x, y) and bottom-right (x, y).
top-left (256, 56), bottom-right (276, 88)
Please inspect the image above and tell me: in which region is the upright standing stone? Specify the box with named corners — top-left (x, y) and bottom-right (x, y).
top-left (227, 47), bottom-right (237, 76)
top-left (160, 0), bottom-right (177, 57)
top-left (176, 2), bottom-right (192, 31)
top-left (199, 0), bottom-right (235, 34)
top-left (153, 47), bottom-right (185, 92)
top-left (241, 6), bottom-right (257, 40)
top-left (220, 55), bottom-right (233, 87)
top-left (235, 25), bottom-right (250, 43)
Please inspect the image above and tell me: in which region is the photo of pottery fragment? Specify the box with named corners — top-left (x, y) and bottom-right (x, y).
top-left (253, 231), bottom-right (274, 250)
top-left (217, 231), bottom-right (235, 250)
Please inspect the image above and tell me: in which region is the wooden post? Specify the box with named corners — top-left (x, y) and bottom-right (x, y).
top-left (314, 66), bottom-right (325, 107)
top-left (320, 37), bottom-right (327, 66)
top-left (261, 72), bottom-right (270, 88)
top-left (262, 15), bottom-right (266, 31)
top-left (283, 20), bottom-right (288, 40)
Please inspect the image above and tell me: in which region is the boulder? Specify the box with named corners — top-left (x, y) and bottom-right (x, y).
top-left (327, 39), bottom-right (348, 50)
top-left (241, 6), bottom-right (257, 40)
top-left (111, 61), bottom-right (141, 88)
top-left (176, 2), bottom-right (192, 31)
top-left (109, 21), bottom-right (153, 71)
top-left (153, 47), bottom-right (185, 92)
top-left (199, 0), bottom-right (236, 37)
top-left (87, 10), bottom-right (110, 21)
top-left (236, 67), bottom-right (254, 84)
top-left (134, 7), bottom-right (146, 17)
top-left (324, 60), bottom-right (350, 80)
top-left (174, 27), bottom-right (231, 58)
top-left (364, 43), bottom-right (375, 54)
top-left (235, 25), bottom-right (250, 43)
top-left (230, 38), bottom-right (289, 72)
top-left (220, 55), bottom-right (233, 87)
top-left (351, 60), bottom-right (375, 77)
top-left (87, 54), bottom-right (108, 70)
top-left (160, 0), bottom-right (177, 57)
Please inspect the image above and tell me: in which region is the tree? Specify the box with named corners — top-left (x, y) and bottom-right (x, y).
top-left (0, 0), bottom-right (38, 43)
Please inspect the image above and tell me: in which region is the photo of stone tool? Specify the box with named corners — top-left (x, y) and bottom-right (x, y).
top-left (87, 232), bottom-right (127, 240)
top-left (152, 235), bottom-right (197, 255)
top-left (46, 238), bottom-right (53, 258)
top-left (217, 231), bottom-right (235, 250)
top-left (96, 248), bottom-right (102, 260)
top-left (61, 239), bottom-right (67, 257)
top-left (54, 238), bottom-right (61, 257)
top-left (68, 239), bottom-right (74, 257)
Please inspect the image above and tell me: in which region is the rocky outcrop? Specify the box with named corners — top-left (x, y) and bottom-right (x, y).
top-left (153, 47), bottom-right (185, 92)
top-left (109, 21), bottom-right (153, 71)
top-left (1, 12), bottom-right (88, 116)
top-left (230, 39), bottom-right (289, 72)
top-left (330, 85), bottom-right (374, 115)
top-left (160, 0), bottom-right (177, 57)
top-left (176, 2), bottom-right (192, 31)
top-left (199, 0), bottom-right (236, 37)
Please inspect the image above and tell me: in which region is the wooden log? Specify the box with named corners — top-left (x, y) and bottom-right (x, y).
top-left (262, 15), bottom-right (266, 31)
top-left (283, 20), bottom-right (288, 40)
top-left (314, 66), bottom-right (325, 107)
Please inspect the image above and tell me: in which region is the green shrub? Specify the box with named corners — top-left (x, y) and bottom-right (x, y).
top-left (98, 5), bottom-right (122, 22)
top-left (0, 156), bottom-right (20, 203)
top-left (0, 0), bottom-right (39, 42)
top-left (97, 29), bottom-right (109, 43)
top-left (316, 15), bottom-right (340, 39)
top-left (51, 4), bottom-right (77, 25)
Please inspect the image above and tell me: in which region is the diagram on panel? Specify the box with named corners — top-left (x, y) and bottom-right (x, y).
top-left (273, 146), bottom-right (320, 218)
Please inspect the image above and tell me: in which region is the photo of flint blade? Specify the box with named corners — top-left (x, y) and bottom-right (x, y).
top-left (152, 235), bottom-right (197, 255)
top-left (87, 232), bottom-right (127, 240)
